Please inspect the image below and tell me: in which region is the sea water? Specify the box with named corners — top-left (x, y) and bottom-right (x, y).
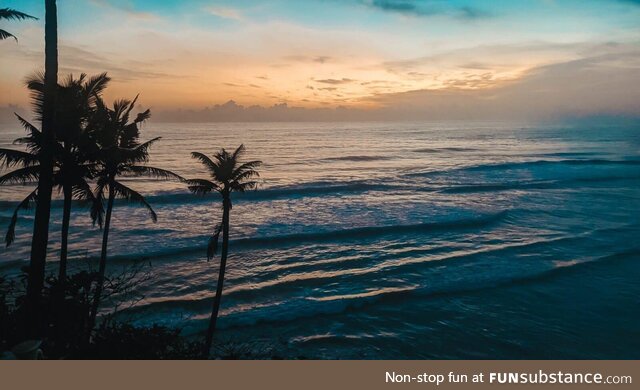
top-left (1, 121), bottom-right (639, 358)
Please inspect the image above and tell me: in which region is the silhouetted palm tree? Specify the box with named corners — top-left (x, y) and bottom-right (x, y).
top-left (0, 73), bottom-right (109, 281)
top-left (87, 96), bottom-right (182, 335)
top-left (26, 0), bottom-right (57, 335)
top-left (0, 7), bottom-right (37, 41)
top-left (186, 144), bottom-right (261, 357)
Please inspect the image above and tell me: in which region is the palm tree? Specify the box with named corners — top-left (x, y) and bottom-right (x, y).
top-left (87, 96), bottom-right (182, 335)
top-left (26, 0), bottom-right (57, 335)
top-left (186, 145), bottom-right (261, 357)
top-left (1, 73), bottom-right (109, 282)
top-left (0, 7), bottom-right (37, 41)
top-left (30, 72), bottom-right (109, 280)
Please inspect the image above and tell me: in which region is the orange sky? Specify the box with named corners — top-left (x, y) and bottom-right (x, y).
top-left (1, 0), bottom-right (640, 119)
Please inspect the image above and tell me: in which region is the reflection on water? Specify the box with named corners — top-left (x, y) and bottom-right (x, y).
top-left (1, 121), bottom-right (639, 358)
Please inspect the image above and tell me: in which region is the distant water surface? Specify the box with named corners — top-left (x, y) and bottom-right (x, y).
top-left (1, 121), bottom-right (639, 358)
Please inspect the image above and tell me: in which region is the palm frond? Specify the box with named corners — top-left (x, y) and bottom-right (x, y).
top-left (206, 223), bottom-right (223, 261)
top-left (0, 148), bottom-right (38, 168)
top-left (231, 167), bottom-right (260, 184)
top-left (186, 178), bottom-right (218, 195)
top-left (134, 109), bottom-right (151, 124)
top-left (24, 72), bottom-right (45, 119)
top-left (83, 72), bottom-right (110, 100)
top-left (14, 113), bottom-right (41, 138)
top-left (0, 28), bottom-right (17, 42)
top-left (0, 9), bottom-right (38, 21)
top-left (125, 165), bottom-right (184, 181)
top-left (212, 148), bottom-right (230, 166)
top-left (5, 188), bottom-right (37, 247)
top-left (231, 160), bottom-right (262, 179)
top-left (230, 181), bottom-right (259, 193)
top-left (72, 178), bottom-right (104, 227)
top-left (111, 180), bottom-right (157, 222)
top-left (70, 178), bottom-right (95, 201)
top-left (0, 166), bottom-right (40, 185)
top-left (121, 95), bottom-right (139, 126)
top-left (232, 144), bottom-right (246, 161)
top-left (91, 178), bottom-right (109, 227)
top-left (123, 137), bottom-right (161, 163)
top-left (191, 152), bottom-right (219, 173)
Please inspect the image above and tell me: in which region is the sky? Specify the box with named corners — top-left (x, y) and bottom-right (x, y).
top-left (1, 0), bottom-right (640, 121)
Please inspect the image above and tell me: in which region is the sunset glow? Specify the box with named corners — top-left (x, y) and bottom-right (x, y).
top-left (1, 0), bottom-right (640, 118)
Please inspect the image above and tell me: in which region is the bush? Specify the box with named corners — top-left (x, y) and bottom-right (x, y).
top-left (75, 322), bottom-right (203, 359)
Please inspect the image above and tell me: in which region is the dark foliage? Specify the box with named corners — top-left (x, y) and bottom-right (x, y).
top-left (76, 322), bottom-right (203, 359)
top-left (0, 266), bottom-right (195, 359)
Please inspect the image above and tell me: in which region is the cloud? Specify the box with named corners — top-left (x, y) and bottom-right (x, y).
top-left (149, 47), bottom-right (640, 122)
top-left (359, 0), bottom-right (490, 20)
top-left (381, 42), bottom-right (587, 73)
top-left (0, 104), bottom-right (28, 124)
top-left (367, 47), bottom-right (640, 120)
top-left (315, 78), bottom-right (356, 84)
top-left (11, 43), bottom-right (184, 82)
top-left (283, 55), bottom-right (333, 64)
top-left (205, 6), bottom-right (243, 21)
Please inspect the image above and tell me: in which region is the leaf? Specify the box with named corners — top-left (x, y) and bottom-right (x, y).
top-left (206, 224), bottom-right (223, 261)
top-left (111, 180), bottom-right (157, 222)
top-left (0, 148), bottom-right (38, 168)
top-left (186, 178), bottom-right (218, 195)
top-left (5, 189), bottom-right (37, 247)
top-left (0, 28), bottom-right (17, 42)
top-left (0, 166), bottom-right (40, 185)
top-left (0, 9), bottom-right (38, 21)
top-left (125, 165), bottom-right (184, 181)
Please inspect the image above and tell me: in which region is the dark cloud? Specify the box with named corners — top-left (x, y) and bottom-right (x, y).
top-left (315, 78), bottom-right (355, 84)
top-left (283, 55), bottom-right (332, 64)
top-left (152, 101), bottom-right (375, 122)
top-left (314, 56), bottom-right (332, 63)
top-left (360, 0), bottom-right (490, 20)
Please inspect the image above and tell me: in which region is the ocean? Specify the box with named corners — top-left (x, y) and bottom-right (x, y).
top-left (1, 121), bottom-right (639, 359)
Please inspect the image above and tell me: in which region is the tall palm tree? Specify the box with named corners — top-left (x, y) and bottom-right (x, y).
top-left (29, 72), bottom-right (109, 280)
top-left (1, 73), bottom-right (109, 281)
top-left (0, 7), bottom-right (37, 41)
top-left (26, 0), bottom-right (57, 335)
top-left (87, 96), bottom-right (182, 335)
top-left (186, 145), bottom-right (261, 357)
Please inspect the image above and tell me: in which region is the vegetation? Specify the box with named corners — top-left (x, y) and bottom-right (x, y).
top-left (187, 145), bottom-right (262, 357)
top-left (25, 0), bottom-right (58, 339)
top-left (0, 1), bottom-right (263, 359)
top-left (0, 7), bottom-right (37, 41)
top-left (87, 95), bottom-right (182, 337)
top-left (1, 73), bottom-right (109, 280)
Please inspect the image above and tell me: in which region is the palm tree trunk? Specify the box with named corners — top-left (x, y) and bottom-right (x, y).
top-left (52, 182), bottom-right (71, 352)
top-left (88, 182), bottom-right (115, 337)
top-left (58, 184), bottom-right (72, 281)
top-left (26, 0), bottom-right (57, 336)
top-left (203, 193), bottom-right (231, 357)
